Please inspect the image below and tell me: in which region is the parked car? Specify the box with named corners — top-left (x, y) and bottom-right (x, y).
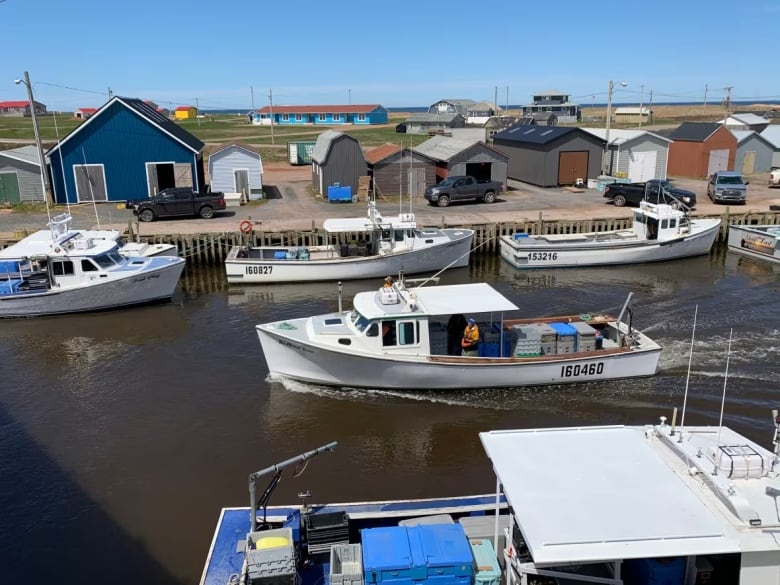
top-left (424, 176), bottom-right (503, 207)
top-left (126, 187), bottom-right (226, 222)
top-left (769, 167), bottom-right (780, 187)
top-left (707, 171), bottom-right (748, 205)
top-left (603, 179), bottom-right (696, 209)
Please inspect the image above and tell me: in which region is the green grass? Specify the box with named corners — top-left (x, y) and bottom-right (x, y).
top-left (0, 113), bottom-right (430, 162)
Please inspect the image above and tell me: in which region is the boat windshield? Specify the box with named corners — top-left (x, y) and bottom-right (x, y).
top-left (349, 310), bottom-right (372, 333)
top-left (94, 251), bottom-right (123, 267)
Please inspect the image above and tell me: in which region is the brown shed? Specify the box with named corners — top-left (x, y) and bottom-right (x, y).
top-left (666, 122), bottom-right (736, 178)
top-left (365, 144), bottom-right (436, 198)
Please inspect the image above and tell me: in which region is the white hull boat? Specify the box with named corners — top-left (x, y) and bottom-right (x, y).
top-left (256, 278), bottom-right (661, 390)
top-left (0, 213), bottom-right (185, 318)
top-left (500, 201), bottom-right (721, 269)
top-left (226, 201), bottom-right (474, 283)
top-left (202, 407), bottom-right (780, 585)
top-left (118, 240), bottom-right (178, 257)
top-left (727, 224), bottom-right (780, 264)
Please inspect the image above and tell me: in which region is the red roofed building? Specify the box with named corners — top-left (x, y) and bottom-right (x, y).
top-left (175, 105), bottom-right (197, 120)
top-left (0, 100), bottom-right (47, 117)
top-left (252, 104), bottom-right (388, 126)
top-left (74, 107), bottom-right (98, 120)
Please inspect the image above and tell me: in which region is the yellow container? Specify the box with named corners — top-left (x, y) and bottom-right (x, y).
top-left (256, 536), bottom-right (291, 550)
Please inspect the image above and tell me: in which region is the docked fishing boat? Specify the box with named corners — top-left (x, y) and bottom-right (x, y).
top-left (727, 224), bottom-right (780, 264)
top-left (225, 200), bottom-right (474, 283)
top-left (200, 408), bottom-right (780, 585)
top-left (256, 275), bottom-right (661, 389)
top-left (499, 201), bottom-right (720, 269)
top-left (0, 213), bottom-right (185, 317)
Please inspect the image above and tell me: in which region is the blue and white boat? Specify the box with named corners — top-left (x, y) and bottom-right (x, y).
top-left (727, 223), bottom-right (780, 264)
top-left (200, 408), bottom-right (780, 585)
top-left (0, 213), bottom-right (185, 317)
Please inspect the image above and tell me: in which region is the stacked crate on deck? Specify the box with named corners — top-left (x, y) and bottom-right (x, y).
top-left (570, 321), bottom-right (598, 352)
top-left (245, 527), bottom-right (297, 585)
top-left (304, 511), bottom-right (350, 562)
top-left (478, 323), bottom-right (512, 357)
top-left (549, 322), bottom-right (576, 354)
top-left (537, 323), bottom-right (557, 355)
top-left (428, 322), bottom-right (448, 355)
top-left (512, 324), bottom-right (541, 357)
top-left (361, 523), bottom-right (474, 585)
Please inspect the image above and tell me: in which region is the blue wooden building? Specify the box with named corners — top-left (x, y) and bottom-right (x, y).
top-left (47, 97), bottom-right (205, 204)
top-left (251, 104), bottom-right (388, 126)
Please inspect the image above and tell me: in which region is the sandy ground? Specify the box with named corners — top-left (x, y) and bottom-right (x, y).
top-left (2, 164), bottom-right (780, 238)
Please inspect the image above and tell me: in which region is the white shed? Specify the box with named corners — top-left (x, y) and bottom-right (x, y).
top-left (208, 143), bottom-right (263, 200)
top-left (582, 128), bottom-right (670, 181)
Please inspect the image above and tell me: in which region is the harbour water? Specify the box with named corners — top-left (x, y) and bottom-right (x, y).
top-left (0, 250), bottom-right (778, 584)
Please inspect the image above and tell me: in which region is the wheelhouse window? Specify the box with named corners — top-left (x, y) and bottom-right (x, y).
top-left (349, 310), bottom-right (371, 333)
top-left (93, 254), bottom-right (116, 268)
top-left (52, 260), bottom-right (74, 276)
top-left (81, 259), bottom-right (99, 272)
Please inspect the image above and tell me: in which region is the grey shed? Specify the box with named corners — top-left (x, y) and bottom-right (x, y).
top-left (311, 130), bottom-right (367, 196)
top-left (0, 145), bottom-right (45, 203)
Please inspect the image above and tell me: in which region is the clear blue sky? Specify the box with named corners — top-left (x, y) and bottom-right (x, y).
top-left (3, 0), bottom-right (780, 111)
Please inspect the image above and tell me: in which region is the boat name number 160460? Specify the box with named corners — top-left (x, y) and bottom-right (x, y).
top-left (561, 362), bottom-right (604, 377)
top-left (245, 265), bottom-right (274, 275)
top-left (529, 252), bottom-right (558, 261)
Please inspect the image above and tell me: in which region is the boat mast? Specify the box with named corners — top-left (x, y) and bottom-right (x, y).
top-left (248, 442), bottom-right (337, 531)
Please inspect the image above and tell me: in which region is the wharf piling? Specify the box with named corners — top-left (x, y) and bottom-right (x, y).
top-left (3, 209), bottom-right (780, 266)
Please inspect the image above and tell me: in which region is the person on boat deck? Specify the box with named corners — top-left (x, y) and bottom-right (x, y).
top-left (461, 318), bottom-right (480, 357)
top-left (383, 276), bottom-right (393, 288)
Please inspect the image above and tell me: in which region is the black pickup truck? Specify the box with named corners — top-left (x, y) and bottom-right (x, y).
top-left (424, 176), bottom-right (503, 207)
top-left (126, 187), bottom-right (227, 222)
top-left (603, 179), bottom-right (696, 210)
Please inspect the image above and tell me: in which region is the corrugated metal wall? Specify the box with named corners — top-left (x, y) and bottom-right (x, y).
top-left (209, 148), bottom-right (263, 192)
top-left (49, 102), bottom-right (200, 203)
top-left (735, 136), bottom-right (773, 174)
top-left (0, 159), bottom-right (43, 201)
top-left (449, 143), bottom-right (508, 185)
top-left (668, 127), bottom-right (736, 178)
top-left (616, 136), bottom-right (669, 181)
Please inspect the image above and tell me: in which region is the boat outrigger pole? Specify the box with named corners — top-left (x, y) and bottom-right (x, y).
top-left (248, 442), bottom-right (337, 531)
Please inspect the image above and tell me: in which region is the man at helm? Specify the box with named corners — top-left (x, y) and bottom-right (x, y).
top-left (383, 276), bottom-right (393, 289)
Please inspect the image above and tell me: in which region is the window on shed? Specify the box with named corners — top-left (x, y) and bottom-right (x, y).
top-left (282, 114), bottom-right (290, 121)
top-left (358, 113), bottom-right (366, 121)
top-left (333, 114), bottom-right (341, 121)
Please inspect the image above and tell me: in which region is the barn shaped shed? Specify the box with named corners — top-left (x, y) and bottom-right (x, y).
top-left (47, 96), bottom-right (205, 204)
top-left (208, 143), bottom-right (263, 199)
top-left (311, 130), bottom-right (367, 196)
top-left (759, 126), bottom-right (780, 168)
top-left (365, 144), bottom-right (436, 198)
top-left (492, 126), bottom-right (604, 187)
top-left (582, 128), bottom-right (670, 181)
top-left (665, 122), bottom-right (736, 178)
top-left (730, 130), bottom-right (775, 174)
top-left (0, 145), bottom-right (44, 203)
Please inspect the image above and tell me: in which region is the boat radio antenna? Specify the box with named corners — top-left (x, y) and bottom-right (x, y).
top-left (715, 328), bottom-right (734, 461)
top-left (678, 304), bottom-right (698, 441)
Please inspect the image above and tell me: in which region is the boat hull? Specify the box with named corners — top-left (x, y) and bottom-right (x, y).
top-left (257, 324), bottom-right (661, 390)
top-left (0, 257), bottom-right (185, 318)
top-left (727, 224), bottom-right (780, 264)
top-left (226, 230), bottom-right (473, 283)
top-left (500, 219), bottom-right (720, 269)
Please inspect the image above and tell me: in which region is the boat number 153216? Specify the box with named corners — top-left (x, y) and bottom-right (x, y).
top-left (561, 363), bottom-right (604, 378)
top-left (529, 252), bottom-right (558, 261)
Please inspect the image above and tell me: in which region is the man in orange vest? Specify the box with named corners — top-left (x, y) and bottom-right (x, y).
top-left (461, 318), bottom-right (480, 357)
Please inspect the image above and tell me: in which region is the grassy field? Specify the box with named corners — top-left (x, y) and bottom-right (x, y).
top-left (1, 103), bottom-right (776, 164)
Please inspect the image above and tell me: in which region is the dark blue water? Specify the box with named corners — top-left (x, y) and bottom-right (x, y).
top-left (0, 250), bottom-right (778, 584)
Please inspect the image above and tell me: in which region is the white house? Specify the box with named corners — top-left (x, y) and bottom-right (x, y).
top-left (717, 113), bottom-right (770, 133)
top-left (208, 143), bottom-right (263, 201)
top-left (582, 128), bottom-right (671, 181)
top-left (760, 126), bottom-right (780, 168)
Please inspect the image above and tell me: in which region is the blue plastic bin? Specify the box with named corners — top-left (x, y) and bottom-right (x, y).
top-left (328, 185), bottom-right (353, 202)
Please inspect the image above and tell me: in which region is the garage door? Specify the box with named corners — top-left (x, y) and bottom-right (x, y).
top-left (0, 171), bottom-right (21, 204)
top-left (742, 151), bottom-right (756, 175)
top-left (628, 150), bottom-right (657, 182)
top-left (558, 151), bottom-right (588, 185)
top-left (707, 149), bottom-right (729, 176)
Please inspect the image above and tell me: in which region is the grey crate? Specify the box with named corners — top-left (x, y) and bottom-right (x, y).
top-left (330, 543), bottom-right (363, 585)
top-left (398, 513), bottom-right (454, 526)
top-left (246, 528), bottom-right (297, 585)
top-left (458, 516), bottom-right (507, 567)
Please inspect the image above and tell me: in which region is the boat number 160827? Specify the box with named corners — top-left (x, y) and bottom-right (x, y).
top-left (246, 265), bottom-right (273, 275)
top-left (561, 363), bottom-right (604, 378)
top-left (529, 252), bottom-right (558, 261)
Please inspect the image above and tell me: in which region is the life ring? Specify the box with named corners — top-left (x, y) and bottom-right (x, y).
top-left (54, 247), bottom-right (62, 254)
top-left (239, 220), bottom-right (253, 234)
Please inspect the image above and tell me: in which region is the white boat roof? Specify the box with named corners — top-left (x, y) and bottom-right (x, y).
top-left (352, 282), bottom-right (519, 319)
top-left (323, 214), bottom-right (417, 233)
top-left (0, 228), bottom-right (120, 258)
top-left (481, 422), bottom-right (780, 566)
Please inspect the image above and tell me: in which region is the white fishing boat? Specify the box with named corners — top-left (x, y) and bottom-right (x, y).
top-left (0, 213), bottom-right (185, 318)
top-left (117, 238), bottom-right (178, 258)
top-left (256, 276), bottom-right (661, 389)
top-left (225, 200), bottom-right (474, 283)
top-left (499, 201), bottom-right (721, 269)
top-left (727, 224), bottom-right (780, 264)
top-left (200, 407), bottom-right (780, 585)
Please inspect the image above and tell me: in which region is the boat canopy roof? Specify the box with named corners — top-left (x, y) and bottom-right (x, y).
top-left (0, 228), bottom-right (121, 259)
top-left (352, 282), bottom-right (519, 320)
top-left (480, 425), bottom-right (750, 566)
top-left (323, 214), bottom-right (417, 233)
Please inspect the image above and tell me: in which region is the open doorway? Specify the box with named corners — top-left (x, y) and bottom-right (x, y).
top-left (465, 162), bottom-right (492, 182)
top-left (146, 162), bottom-right (192, 196)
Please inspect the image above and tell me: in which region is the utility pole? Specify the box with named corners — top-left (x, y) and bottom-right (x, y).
top-left (268, 88), bottom-right (275, 145)
top-left (638, 84), bottom-right (644, 128)
top-left (494, 86), bottom-right (498, 114)
top-left (108, 86), bottom-right (113, 99)
top-left (195, 97), bottom-right (201, 127)
top-left (723, 86), bottom-right (733, 114)
top-left (505, 86), bottom-right (509, 112)
top-left (703, 84), bottom-right (708, 107)
top-left (250, 85), bottom-right (255, 113)
top-left (14, 71), bottom-right (53, 205)
top-left (648, 90), bottom-right (654, 124)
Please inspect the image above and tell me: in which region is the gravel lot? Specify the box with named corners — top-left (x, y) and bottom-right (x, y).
top-left (2, 166), bottom-right (779, 238)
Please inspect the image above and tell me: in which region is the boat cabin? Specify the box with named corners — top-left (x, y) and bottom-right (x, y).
top-left (632, 201), bottom-right (690, 241)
